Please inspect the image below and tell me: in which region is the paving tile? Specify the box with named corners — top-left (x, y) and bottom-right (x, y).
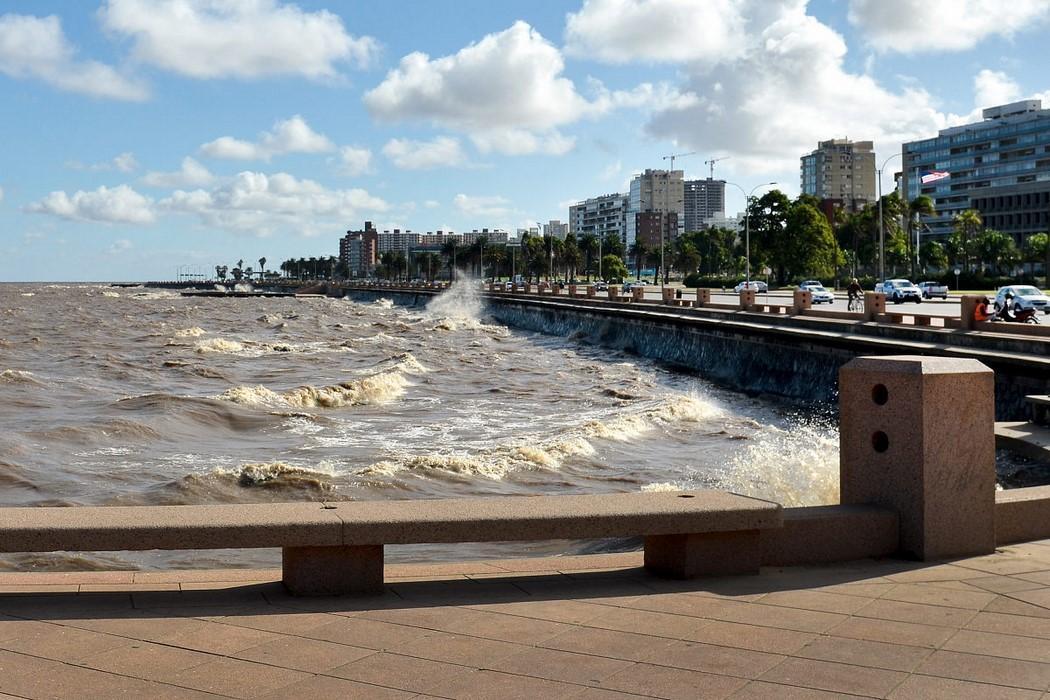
top-left (572, 689), bottom-right (653, 699)
top-left (439, 608), bottom-right (575, 645)
top-left (215, 609), bottom-right (339, 635)
top-left (944, 629), bottom-right (1050, 663)
top-left (392, 630), bottom-right (525, 667)
top-left (329, 651), bottom-right (471, 694)
top-left (489, 646), bottom-right (632, 686)
top-left (854, 598), bottom-right (979, 628)
top-left (953, 552), bottom-right (1050, 576)
top-left (879, 582), bottom-right (998, 610)
top-left (812, 581), bottom-right (898, 599)
top-left (0, 571), bottom-right (136, 585)
top-left (1009, 588), bottom-right (1050, 611)
top-left (795, 635), bottom-right (933, 672)
top-left (888, 674), bottom-right (1042, 699)
top-left (541, 625), bottom-right (679, 662)
top-left (164, 656), bottom-right (312, 699)
top-left (916, 649), bottom-right (1050, 691)
top-left (828, 617), bottom-right (956, 648)
top-left (651, 640), bottom-right (784, 679)
top-left (78, 640), bottom-right (214, 681)
top-left (706, 600), bottom-right (846, 634)
top-left (964, 575), bottom-right (1047, 594)
top-left (613, 591), bottom-right (736, 618)
top-left (418, 668), bottom-right (586, 700)
top-left (1013, 571), bottom-right (1050, 586)
top-left (79, 583), bottom-right (182, 592)
top-left (583, 604), bottom-right (709, 639)
top-left (681, 619), bottom-right (815, 654)
top-left (234, 635), bottom-right (375, 672)
top-left (160, 618), bottom-right (283, 654)
top-left (255, 673), bottom-right (417, 699)
top-left (985, 597), bottom-right (1050, 619)
top-left (757, 589), bottom-right (872, 615)
top-left (302, 616), bottom-right (432, 650)
top-left (360, 603), bottom-right (475, 630)
top-left (0, 620), bottom-right (128, 662)
top-left (602, 662), bottom-right (745, 699)
top-left (967, 611), bottom-right (1050, 639)
top-left (885, 565), bottom-right (994, 583)
top-left (758, 657), bottom-right (907, 697)
top-left (732, 680), bottom-right (870, 699)
top-left (133, 568), bottom-right (282, 584)
top-left (466, 598), bottom-right (611, 625)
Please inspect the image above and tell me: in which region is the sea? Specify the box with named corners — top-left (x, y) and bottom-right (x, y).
top-left (0, 281), bottom-right (1035, 572)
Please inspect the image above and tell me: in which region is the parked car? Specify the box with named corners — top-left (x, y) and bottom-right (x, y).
top-left (733, 280), bottom-right (768, 293)
top-left (995, 285), bottom-right (1050, 314)
top-left (876, 279), bottom-right (922, 303)
top-left (917, 281), bottom-right (949, 299)
top-left (798, 281), bottom-right (835, 304)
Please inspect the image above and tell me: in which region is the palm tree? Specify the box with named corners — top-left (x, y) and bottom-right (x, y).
top-left (580, 233), bottom-right (598, 281)
top-left (258, 257), bottom-right (266, 280)
top-left (628, 242), bottom-right (649, 281)
top-left (904, 195), bottom-right (935, 278)
top-left (441, 239), bottom-right (459, 281)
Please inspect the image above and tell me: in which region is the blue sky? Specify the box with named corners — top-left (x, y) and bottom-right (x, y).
top-left (2, 0), bottom-right (1049, 281)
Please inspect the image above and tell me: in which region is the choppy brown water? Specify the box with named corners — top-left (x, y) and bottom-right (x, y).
top-left (0, 281), bottom-right (904, 570)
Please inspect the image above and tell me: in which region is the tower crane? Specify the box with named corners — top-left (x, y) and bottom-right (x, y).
top-left (662, 151), bottom-right (696, 172)
top-left (705, 156), bottom-right (729, 179)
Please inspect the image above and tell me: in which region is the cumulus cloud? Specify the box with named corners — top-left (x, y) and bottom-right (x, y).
top-left (453, 193), bottom-right (514, 219)
top-left (66, 152), bottom-right (139, 173)
top-left (973, 69), bottom-right (1022, 109)
top-left (199, 115), bottom-right (335, 161)
top-left (27, 184), bottom-right (155, 224)
top-left (848, 0), bottom-right (1050, 53)
top-left (99, 0), bottom-right (378, 80)
top-left (0, 14), bottom-right (148, 100)
top-left (382, 136), bottom-right (467, 170)
top-left (565, 0), bottom-right (747, 64)
top-left (160, 171), bottom-right (389, 236)
top-left (108, 238), bottom-right (133, 254)
top-left (142, 157), bottom-right (216, 188)
top-left (424, 199), bottom-right (440, 209)
top-left (336, 145), bottom-right (372, 176)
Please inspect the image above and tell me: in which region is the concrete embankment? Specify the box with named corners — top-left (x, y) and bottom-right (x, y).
top-left (341, 287), bottom-right (1050, 419)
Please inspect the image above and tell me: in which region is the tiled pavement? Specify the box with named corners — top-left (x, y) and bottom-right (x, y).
top-left (7, 544), bottom-right (1050, 698)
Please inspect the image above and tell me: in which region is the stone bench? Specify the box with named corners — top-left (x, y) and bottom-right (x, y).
top-left (0, 491), bottom-right (781, 596)
top-left (1026, 395), bottom-right (1050, 426)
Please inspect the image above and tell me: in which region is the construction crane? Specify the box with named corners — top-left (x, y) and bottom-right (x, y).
top-left (705, 156), bottom-right (729, 179)
top-left (662, 151), bottom-right (696, 172)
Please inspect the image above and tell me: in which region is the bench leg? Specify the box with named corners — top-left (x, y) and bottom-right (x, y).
top-left (643, 531), bottom-right (761, 578)
top-left (282, 545), bottom-right (384, 596)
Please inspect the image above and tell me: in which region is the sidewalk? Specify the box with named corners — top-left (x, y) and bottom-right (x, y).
top-left (4, 544), bottom-right (1050, 698)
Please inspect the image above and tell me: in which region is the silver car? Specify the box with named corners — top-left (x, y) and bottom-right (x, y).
top-left (995, 285), bottom-right (1050, 314)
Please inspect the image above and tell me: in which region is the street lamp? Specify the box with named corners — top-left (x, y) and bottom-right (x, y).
top-left (877, 152), bottom-right (902, 283)
top-left (726, 181), bottom-right (777, 285)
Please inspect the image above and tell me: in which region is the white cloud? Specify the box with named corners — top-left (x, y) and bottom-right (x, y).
top-left (382, 136), bottom-right (467, 170)
top-left (142, 157), bottom-right (216, 188)
top-left (601, 160), bottom-right (622, 180)
top-left (453, 193), bottom-right (514, 219)
top-left (108, 238), bottom-right (133, 254)
top-left (424, 200), bottom-right (440, 209)
top-left (848, 0), bottom-right (1050, 53)
top-left (336, 146), bottom-right (372, 176)
top-left (67, 152), bottom-right (140, 173)
top-left (99, 0), bottom-right (378, 79)
top-left (27, 185), bottom-right (155, 224)
top-left (0, 14), bottom-right (148, 100)
top-left (365, 21), bottom-right (589, 155)
top-left (973, 69), bottom-right (1022, 109)
top-left (113, 152), bottom-right (138, 173)
top-left (160, 171), bottom-right (389, 236)
top-left (199, 115), bottom-right (335, 161)
top-left (565, 0), bottom-right (747, 64)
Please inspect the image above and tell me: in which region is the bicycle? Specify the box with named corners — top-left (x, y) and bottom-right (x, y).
top-left (847, 294), bottom-right (863, 312)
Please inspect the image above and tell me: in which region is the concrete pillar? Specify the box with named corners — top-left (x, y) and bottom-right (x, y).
top-left (586, 285), bottom-right (596, 298)
top-left (523, 283), bottom-right (533, 293)
top-left (863, 292), bottom-right (885, 321)
top-left (644, 531), bottom-right (761, 577)
top-left (632, 287), bottom-right (646, 302)
top-left (661, 287), bottom-right (676, 304)
top-left (960, 295), bottom-right (983, 330)
top-left (839, 356), bottom-right (995, 560)
top-left (738, 289), bottom-right (756, 310)
top-left (696, 289), bottom-right (711, 306)
top-left (568, 284), bottom-right (577, 297)
top-left (791, 290), bottom-right (812, 315)
top-left (282, 545), bottom-right (384, 596)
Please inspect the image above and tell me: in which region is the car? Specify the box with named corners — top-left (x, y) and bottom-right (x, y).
top-left (917, 281), bottom-right (949, 299)
top-left (594, 281), bottom-right (609, 291)
top-left (504, 281), bottom-right (514, 290)
top-left (798, 281), bottom-right (835, 304)
top-left (995, 285), bottom-right (1050, 314)
top-left (876, 279), bottom-right (922, 303)
top-left (733, 280), bottom-right (768, 293)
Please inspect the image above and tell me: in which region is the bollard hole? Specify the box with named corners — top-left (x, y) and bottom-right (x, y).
top-left (871, 384), bottom-right (889, 406)
top-left (677, 494), bottom-right (695, 499)
top-left (872, 431), bottom-right (889, 453)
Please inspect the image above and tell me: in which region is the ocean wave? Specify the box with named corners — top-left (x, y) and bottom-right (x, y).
top-left (174, 327), bottom-right (206, 338)
top-left (581, 394), bottom-right (721, 442)
top-left (114, 393), bottom-right (275, 431)
top-left (193, 338), bottom-right (245, 353)
top-left (374, 298), bottom-right (394, 309)
top-left (0, 369), bottom-right (43, 386)
top-left (641, 482), bottom-right (682, 492)
top-left (131, 291), bottom-right (180, 300)
top-left (219, 368), bottom-right (410, 409)
top-left (101, 290), bottom-right (120, 298)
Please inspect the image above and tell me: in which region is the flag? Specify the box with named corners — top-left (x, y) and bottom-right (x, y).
top-left (921, 170), bottom-right (950, 184)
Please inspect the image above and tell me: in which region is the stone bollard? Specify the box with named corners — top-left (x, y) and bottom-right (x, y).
top-left (695, 289), bottom-right (711, 307)
top-left (738, 289), bottom-right (756, 310)
top-left (863, 292), bottom-right (885, 321)
top-left (632, 287), bottom-right (646, 302)
top-left (538, 282), bottom-right (549, 294)
top-left (839, 356), bottom-right (996, 560)
top-left (960, 295), bottom-right (984, 330)
top-left (661, 287), bottom-right (676, 304)
top-left (586, 285), bottom-right (596, 298)
top-left (523, 283), bottom-right (533, 294)
top-left (791, 289), bottom-right (812, 315)
top-left (568, 284), bottom-right (577, 297)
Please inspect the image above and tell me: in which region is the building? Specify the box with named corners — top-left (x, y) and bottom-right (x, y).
top-left (568, 193), bottom-right (629, 242)
top-left (703, 212), bottom-right (742, 231)
top-left (903, 100), bottom-right (1050, 242)
top-left (542, 220), bottom-right (569, 239)
top-left (375, 229), bottom-right (421, 254)
top-left (800, 139), bottom-right (877, 213)
top-left (626, 169), bottom-right (684, 248)
top-left (339, 222), bottom-right (378, 278)
top-left (633, 211), bottom-right (678, 250)
top-left (683, 179), bottom-right (726, 231)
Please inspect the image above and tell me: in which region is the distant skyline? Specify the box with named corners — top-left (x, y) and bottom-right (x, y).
top-left (2, 0), bottom-right (1050, 281)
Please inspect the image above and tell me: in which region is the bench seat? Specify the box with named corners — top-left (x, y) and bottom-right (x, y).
top-left (0, 491), bottom-right (781, 596)
top-left (1026, 395), bottom-right (1050, 425)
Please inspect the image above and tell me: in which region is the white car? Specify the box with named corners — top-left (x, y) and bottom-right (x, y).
top-left (733, 280), bottom-right (768, 293)
top-left (876, 279), bottom-right (922, 304)
top-left (995, 285), bottom-right (1050, 314)
top-left (798, 280), bottom-right (835, 304)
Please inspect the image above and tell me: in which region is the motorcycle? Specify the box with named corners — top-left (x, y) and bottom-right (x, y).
top-left (995, 305), bottom-right (1041, 324)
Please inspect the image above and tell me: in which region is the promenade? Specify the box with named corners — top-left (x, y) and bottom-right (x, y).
top-left (5, 544), bottom-right (1050, 699)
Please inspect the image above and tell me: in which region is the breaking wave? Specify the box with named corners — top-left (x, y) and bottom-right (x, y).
top-left (174, 327), bottom-right (207, 338)
top-left (194, 338), bottom-right (245, 353)
top-left (0, 369), bottom-right (43, 386)
top-left (720, 421), bottom-right (839, 506)
top-left (219, 369), bottom-right (411, 409)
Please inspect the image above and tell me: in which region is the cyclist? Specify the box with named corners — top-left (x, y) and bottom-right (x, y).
top-left (847, 278), bottom-right (863, 311)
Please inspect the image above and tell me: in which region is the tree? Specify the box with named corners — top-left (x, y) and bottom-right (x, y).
top-left (580, 233), bottom-right (598, 281)
top-left (973, 229), bottom-right (1019, 275)
top-left (904, 195), bottom-right (936, 277)
top-left (628, 242), bottom-right (649, 281)
top-left (673, 240), bottom-right (701, 277)
top-left (951, 209), bottom-right (983, 270)
top-left (1024, 232), bottom-right (1049, 280)
top-left (258, 257), bottom-right (266, 280)
top-left (919, 240), bottom-right (948, 273)
top-left (781, 201), bottom-right (841, 280)
top-left (441, 239), bottom-right (459, 281)
top-left (600, 254), bottom-right (629, 282)
top-left (215, 265), bottom-right (228, 281)
top-left (745, 190), bottom-right (791, 283)
top-left (562, 232), bottom-right (581, 281)
top-left (601, 232), bottom-right (625, 259)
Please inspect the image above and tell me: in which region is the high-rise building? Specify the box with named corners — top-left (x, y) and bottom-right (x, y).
top-left (339, 221), bottom-right (378, 278)
top-left (543, 220), bottom-right (569, 239)
top-left (633, 211), bottom-right (679, 250)
top-left (903, 100), bottom-right (1050, 242)
top-left (568, 193), bottom-right (629, 242)
top-left (800, 139), bottom-right (877, 213)
top-left (626, 169), bottom-right (684, 248)
top-left (683, 179), bottom-right (726, 231)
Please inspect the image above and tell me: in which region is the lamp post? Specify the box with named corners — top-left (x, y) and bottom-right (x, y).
top-left (726, 182), bottom-right (777, 285)
top-left (877, 152), bottom-right (902, 283)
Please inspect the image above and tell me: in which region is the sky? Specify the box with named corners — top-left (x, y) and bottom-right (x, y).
top-left (2, 0), bottom-right (1050, 281)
